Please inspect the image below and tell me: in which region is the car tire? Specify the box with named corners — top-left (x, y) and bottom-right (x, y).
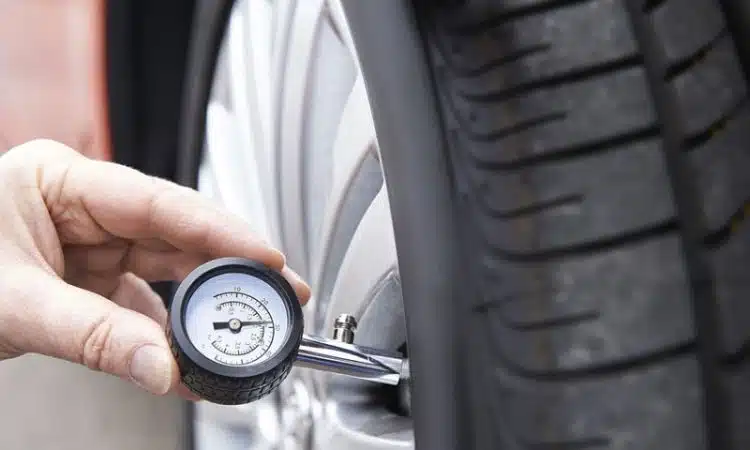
top-left (179, 0), bottom-right (750, 449)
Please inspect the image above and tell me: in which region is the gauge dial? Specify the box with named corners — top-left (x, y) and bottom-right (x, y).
top-left (184, 271), bottom-right (291, 367)
top-left (169, 257), bottom-right (304, 405)
top-left (208, 296), bottom-right (271, 358)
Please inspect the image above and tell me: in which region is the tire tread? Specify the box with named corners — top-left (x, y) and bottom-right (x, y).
top-left (415, 0), bottom-right (750, 447)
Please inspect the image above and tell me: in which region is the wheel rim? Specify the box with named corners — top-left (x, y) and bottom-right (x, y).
top-left (198, 0), bottom-right (414, 449)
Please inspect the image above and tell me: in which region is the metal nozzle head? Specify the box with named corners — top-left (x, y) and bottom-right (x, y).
top-left (332, 314), bottom-right (357, 343)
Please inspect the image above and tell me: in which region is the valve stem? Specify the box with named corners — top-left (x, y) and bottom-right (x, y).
top-left (332, 314), bottom-right (357, 344)
top-left (293, 313), bottom-right (407, 386)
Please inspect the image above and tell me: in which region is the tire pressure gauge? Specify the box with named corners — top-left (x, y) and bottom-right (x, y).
top-left (167, 257), bottom-right (407, 406)
top-left (168, 258), bottom-right (303, 405)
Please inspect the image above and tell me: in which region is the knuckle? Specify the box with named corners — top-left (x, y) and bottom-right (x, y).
top-left (164, 191), bottom-right (214, 242)
top-left (80, 310), bottom-right (116, 372)
top-left (0, 268), bottom-right (32, 354)
top-left (146, 183), bottom-right (185, 227)
top-left (189, 211), bottom-right (215, 248)
top-left (0, 140), bottom-right (73, 190)
top-left (3, 139), bottom-right (78, 164)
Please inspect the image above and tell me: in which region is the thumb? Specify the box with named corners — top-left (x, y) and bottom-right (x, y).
top-left (3, 267), bottom-right (178, 395)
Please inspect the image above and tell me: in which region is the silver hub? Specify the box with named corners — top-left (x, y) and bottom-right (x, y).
top-left (197, 0), bottom-right (413, 448)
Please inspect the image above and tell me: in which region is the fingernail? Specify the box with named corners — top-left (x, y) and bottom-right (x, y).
top-left (272, 248), bottom-right (287, 268)
top-left (129, 345), bottom-right (173, 395)
top-left (186, 393), bottom-right (202, 402)
top-left (175, 382), bottom-right (201, 402)
top-left (282, 266), bottom-right (311, 304)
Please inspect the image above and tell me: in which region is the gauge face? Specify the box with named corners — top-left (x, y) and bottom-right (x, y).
top-left (184, 272), bottom-right (291, 367)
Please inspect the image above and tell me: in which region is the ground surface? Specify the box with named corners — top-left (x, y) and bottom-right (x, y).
top-left (0, 355), bottom-right (187, 450)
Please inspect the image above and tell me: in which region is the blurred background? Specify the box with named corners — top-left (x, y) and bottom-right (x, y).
top-left (0, 0), bottom-right (109, 157)
top-left (0, 1), bottom-right (188, 449)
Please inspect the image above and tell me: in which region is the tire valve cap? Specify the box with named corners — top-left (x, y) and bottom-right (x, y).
top-left (332, 314), bottom-right (357, 344)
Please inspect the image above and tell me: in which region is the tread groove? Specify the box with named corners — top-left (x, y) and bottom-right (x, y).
top-left (665, 29), bottom-right (728, 80)
top-left (471, 125), bottom-right (661, 171)
top-left (624, 3), bottom-right (731, 448)
top-left (499, 310), bottom-right (601, 332)
top-left (436, 66), bottom-right (568, 143)
top-left (723, 337), bottom-right (750, 366)
top-left (485, 219), bottom-right (678, 262)
top-left (703, 199), bottom-right (750, 249)
top-left (467, 112), bottom-right (567, 142)
top-left (444, 0), bottom-right (597, 37)
top-left (526, 438), bottom-right (610, 450)
top-left (685, 96), bottom-right (747, 151)
top-left (472, 294), bottom-right (517, 312)
top-left (472, 291), bottom-right (554, 311)
top-left (481, 193), bottom-right (584, 220)
top-left (456, 55), bottom-right (644, 103)
top-left (642, 0), bottom-right (667, 13)
top-left (433, 33), bottom-right (551, 77)
top-left (490, 332), bottom-right (694, 381)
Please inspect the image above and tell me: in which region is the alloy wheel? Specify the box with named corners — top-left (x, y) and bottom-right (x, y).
top-left (196, 1), bottom-right (414, 449)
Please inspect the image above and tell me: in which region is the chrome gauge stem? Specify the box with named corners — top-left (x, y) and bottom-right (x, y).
top-left (295, 335), bottom-right (406, 386)
top-left (169, 258), bottom-right (408, 405)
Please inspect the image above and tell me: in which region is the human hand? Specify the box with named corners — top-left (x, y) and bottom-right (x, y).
top-left (0, 140), bottom-right (310, 399)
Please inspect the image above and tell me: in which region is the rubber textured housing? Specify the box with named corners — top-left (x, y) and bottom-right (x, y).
top-left (169, 327), bottom-right (299, 405)
top-left (167, 258), bottom-right (304, 405)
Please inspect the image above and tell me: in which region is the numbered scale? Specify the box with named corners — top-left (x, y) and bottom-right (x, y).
top-left (167, 258), bottom-right (407, 405)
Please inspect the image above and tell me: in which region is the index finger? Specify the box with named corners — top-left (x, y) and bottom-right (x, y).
top-left (98, 163), bottom-right (282, 270)
top-left (35, 146), bottom-right (285, 272)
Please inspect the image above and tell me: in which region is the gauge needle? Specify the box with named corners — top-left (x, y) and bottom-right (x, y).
top-left (213, 321), bottom-right (272, 330)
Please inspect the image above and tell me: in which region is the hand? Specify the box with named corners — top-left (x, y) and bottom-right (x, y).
top-left (0, 140), bottom-right (310, 399)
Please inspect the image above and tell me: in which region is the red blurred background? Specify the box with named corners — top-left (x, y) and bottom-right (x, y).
top-left (0, 0), bottom-right (110, 160)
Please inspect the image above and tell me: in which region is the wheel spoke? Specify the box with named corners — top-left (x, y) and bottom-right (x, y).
top-left (204, 104), bottom-right (252, 221)
top-left (276, 0), bottom-right (326, 277)
top-left (323, 188), bottom-right (397, 327)
top-left (309, 76), bottom-right (379, 325)
top-left (311, 187), bottom-right (412, 449)
top-left (224, 0), bottom-right (278, 244)
top-left (330, 77), bottom-right (376, 190)
top-left (327, 0), bottom-right (358, 60)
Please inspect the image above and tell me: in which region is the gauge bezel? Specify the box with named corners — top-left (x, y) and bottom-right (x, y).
top-left (170, 257), bottom-right (304, 379)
